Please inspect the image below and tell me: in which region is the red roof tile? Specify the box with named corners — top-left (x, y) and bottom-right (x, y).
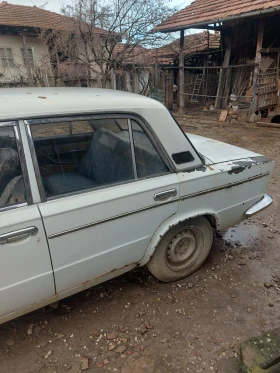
top-left (113, 44), bottom-right (151, 65)
top-left (154, 31), bottom-right (220, 64)
top-left (0, 1), bottom-right (108, 34)
top-left (155, 0), bottom-right (280, 32)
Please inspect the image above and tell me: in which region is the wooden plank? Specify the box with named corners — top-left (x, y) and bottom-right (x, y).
top-left (219, 109), bottom-right (228, 122)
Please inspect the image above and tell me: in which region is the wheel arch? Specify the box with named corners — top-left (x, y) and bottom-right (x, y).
top-left (139, 211), bottom-right (220, 266)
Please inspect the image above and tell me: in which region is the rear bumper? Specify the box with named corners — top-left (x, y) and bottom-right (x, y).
top-left (245, 194), bottom-right (273, 217)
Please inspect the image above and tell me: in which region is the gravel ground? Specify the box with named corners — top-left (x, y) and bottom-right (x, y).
top-left (1, 119), bottom-right (280, 373)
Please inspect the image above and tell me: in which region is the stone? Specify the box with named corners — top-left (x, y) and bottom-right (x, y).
top-left (187, 283), bottom-right (193, 289)
top-left (108, 344), bottom-right (116, 351)
top-left (27, 324), bottom-right (34, 336)
top-left (107, 331), bottom-right (117, 340)
top-left (247, 308), bottom-right (252, 313)
top-left (264, 282), bottom-right (272, 289)
top-left (6, 338), bottom-right (15, 346)
top-left (81, 357), bottom-right (89, 371)
top-left (44, 351), bottom-right (52, 359)
top-left (115, 345), bottom-right (127, 353)
top-left (103, 359), bottom-right (109, 365)
top-left (269, 302), bottom-right (274, 307)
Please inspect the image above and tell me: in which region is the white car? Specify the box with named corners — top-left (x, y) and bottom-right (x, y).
top-left (0, 88), bottom-right (273, 324)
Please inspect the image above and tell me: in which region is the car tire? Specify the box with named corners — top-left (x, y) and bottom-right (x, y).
top-left (146, 217), bottom-right (213, 282)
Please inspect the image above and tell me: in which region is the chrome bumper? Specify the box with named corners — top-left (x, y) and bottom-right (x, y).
top-left (245, 194), bottom-right (273, 217)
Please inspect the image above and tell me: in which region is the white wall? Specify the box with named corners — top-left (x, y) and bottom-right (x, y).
top-left (0, 34), bottom-right (52, 86)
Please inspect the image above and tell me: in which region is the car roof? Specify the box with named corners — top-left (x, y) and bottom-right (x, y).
top-left (0, 88), bottom-right (163, 121)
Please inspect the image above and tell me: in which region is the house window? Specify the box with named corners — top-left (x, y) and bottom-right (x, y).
top-left (0, 48), bottom-right (14, 68)
top-left (21, 48), bottom-right (34, 67)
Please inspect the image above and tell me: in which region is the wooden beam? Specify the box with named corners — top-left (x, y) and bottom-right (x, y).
top-left (178, 29), bottom-right (185, 116)
top-left (251, 19), bottom-right (265, 115)
top-left (215, 32), bottom-right (231, 108)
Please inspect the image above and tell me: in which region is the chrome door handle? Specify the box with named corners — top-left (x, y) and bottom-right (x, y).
top-left (154, 189), bottom-right (177, 202)
top-left (0, 227), bottom-right (38, 245)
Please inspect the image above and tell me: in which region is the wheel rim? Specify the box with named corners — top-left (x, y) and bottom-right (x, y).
top-left (165, 228), bottom-right (203, 272)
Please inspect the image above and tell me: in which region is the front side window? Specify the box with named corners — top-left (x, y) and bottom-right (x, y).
top-left (0, 126), bottom-right (26, 208)
top-left (0, 48), bottom-right (14, 68)
top-left (21, 48), bottom-right (34, 67)
top-left (131, 120), bottom-right (169, 178)
top-left (30, 118), bottom-right (135, 198)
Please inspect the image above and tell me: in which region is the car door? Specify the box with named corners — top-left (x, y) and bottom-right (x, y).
top-left (27, 115), bottom-right (180, 296)
top-left (0, 122), bottom-right (55, 322)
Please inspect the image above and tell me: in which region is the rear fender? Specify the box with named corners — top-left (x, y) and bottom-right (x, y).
top-left (139, 210), bottom-right (219, 266)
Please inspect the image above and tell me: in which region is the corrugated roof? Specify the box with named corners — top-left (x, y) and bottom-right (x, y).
top-left (155, 0), bottom-right (280, 32)
top-left (0, 1), bottom-right (108, 34)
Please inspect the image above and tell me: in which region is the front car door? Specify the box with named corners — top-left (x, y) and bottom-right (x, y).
top-left (26, 114), bottom-right (180, 297)
top-left (0, 121), bottom-right (55, 323)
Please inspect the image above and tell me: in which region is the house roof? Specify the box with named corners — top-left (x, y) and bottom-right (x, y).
top-left (0, 1), bottom-right (108, 34)
top-left (153, 31), bottom-right (220, 65)
top-left (155, 0), bottom-right (280, 32)
top-left (113, 44), bottom-right (150, 65)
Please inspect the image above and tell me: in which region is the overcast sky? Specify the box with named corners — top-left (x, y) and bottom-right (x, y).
top-left (5, 0), bottom-right (192, 13)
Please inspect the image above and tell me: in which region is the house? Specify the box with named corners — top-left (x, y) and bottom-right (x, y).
top-left (0, 1), bottom-right (111, 87)
top-left (155, 0), bottom-right (280, 121)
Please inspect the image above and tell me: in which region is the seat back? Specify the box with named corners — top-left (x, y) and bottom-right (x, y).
top-left (78, 129), bottom-right (134, 185)
top-left (0, 148), bottom-right (19, 195)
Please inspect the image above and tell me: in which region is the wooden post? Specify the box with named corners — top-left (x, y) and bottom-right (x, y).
top-left (251, 19), bottom-right (265, 115)
top-left (215, 32), bottom-right (231, 108)
top-left (215, 34), bottom-right (231, 109)
top-left (179, 29), bottom-right (185, 116)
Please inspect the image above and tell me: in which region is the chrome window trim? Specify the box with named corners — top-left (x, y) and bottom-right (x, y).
top-left (25, 112), bottom-right (175, 173)
top-left (0, 202), bottom-right (28, 213)
top-left (24, 123), bottom-right (47, 202)
top-left (14, 126), bottom-right (33, 205)
top-left (0, 121), bottom-right (17, 127)
top-left (127, 118), bottom-right (138, 180)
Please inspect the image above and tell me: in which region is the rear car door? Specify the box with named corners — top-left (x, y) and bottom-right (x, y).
top-left (27, 115), bottom-right (180, 296)
top-left (0, 121), bottom-right (55, 323)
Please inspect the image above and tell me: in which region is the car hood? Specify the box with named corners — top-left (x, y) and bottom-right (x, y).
top-left (187, 133), bottom-right (260, 165)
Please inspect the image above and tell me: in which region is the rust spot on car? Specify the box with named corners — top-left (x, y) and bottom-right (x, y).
top-left (207, 165), bottom-right (215, 171)
top-left (38, 96), bottom-right (47, 99)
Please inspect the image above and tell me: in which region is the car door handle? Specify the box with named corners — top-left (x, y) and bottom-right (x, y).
top-left (154, 189), bottom-right (177, 202)
top-left (0, 227), bottom-right (38, 245)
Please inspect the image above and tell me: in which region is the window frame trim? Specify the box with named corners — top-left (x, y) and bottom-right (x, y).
top-left (0, 121), bottom-right (32, 211)
top-left (25, 113), bottom-right (174, 202)
top-left (0, 47), bottom-right (15, 68)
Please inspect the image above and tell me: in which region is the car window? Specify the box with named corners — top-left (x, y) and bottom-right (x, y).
top-left (0, 126), bottom-right (26, 208)
top-left (30, 118), bottom-right (135, 198)
top-left (131, 120), bottom-right (169, 178)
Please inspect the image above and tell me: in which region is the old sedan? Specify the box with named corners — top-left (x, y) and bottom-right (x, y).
top-left (0, 88), bottom-right (273, 323)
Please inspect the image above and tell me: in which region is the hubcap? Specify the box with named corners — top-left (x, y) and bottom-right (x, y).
top-left (166, 229), bottom-right (202, 272)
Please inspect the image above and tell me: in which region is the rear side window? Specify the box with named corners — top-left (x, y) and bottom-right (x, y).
top-left (131, 120), bottom-right (169, 178)
top-left (0, 126), bottom-right (26, 208)
top-left (30, 118), bottom-right (135, 198)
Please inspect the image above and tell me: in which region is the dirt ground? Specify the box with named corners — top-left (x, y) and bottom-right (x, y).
top-left (1, 119), bottom-right (280, 373)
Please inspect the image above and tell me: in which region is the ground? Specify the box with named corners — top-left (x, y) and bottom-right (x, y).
top-left (1, 118), bottom-right (280, 373)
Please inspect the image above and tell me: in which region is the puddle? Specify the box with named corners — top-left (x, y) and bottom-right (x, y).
top-left (223, 225), bottom-right (259, 245)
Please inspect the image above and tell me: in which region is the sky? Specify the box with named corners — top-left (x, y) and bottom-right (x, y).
top-left (5, 0), bottom-right (192, 13)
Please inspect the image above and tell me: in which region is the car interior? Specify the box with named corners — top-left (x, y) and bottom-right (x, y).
top-left (31, 118), bottom-right (169, 198)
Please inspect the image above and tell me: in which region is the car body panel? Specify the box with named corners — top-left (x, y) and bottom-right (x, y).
top-left (187, 133), bottom-right (261, 164)
top-left (38, 174), bottom-right (180, 294)
top-left (0, 205), bottom-right (55, 318)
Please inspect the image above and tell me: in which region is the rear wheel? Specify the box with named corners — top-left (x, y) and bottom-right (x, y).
top-left (146, 217), bottom-right (213, 282)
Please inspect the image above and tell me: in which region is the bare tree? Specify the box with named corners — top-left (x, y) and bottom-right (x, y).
top-left (39, 0), bottom-right (177, 88)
